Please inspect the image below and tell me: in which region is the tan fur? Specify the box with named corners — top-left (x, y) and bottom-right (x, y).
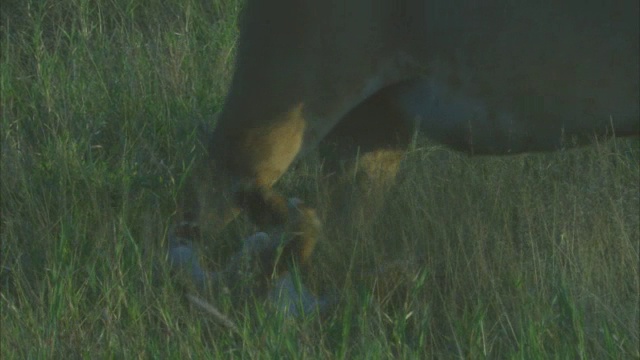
top-left (184, 0), bottom-right (639, 274)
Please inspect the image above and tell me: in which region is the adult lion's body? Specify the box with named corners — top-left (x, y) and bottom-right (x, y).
top-left (190, 0), bottom-right (638, 270)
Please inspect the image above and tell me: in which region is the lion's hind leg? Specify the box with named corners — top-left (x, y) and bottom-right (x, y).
top-left (320, 81), bottom-right (416, 229)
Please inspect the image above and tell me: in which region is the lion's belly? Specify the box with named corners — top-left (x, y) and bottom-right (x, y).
top-left (379, 1), bottom-right (639, 154)
top-left (389, 73), bottom-right (638, 154)
top-left (294, 0), bottom-right (639, 159)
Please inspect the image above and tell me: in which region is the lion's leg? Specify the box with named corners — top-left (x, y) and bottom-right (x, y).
top-left (207, 104), bottom-right (324, 276)
top-left (320, 82), bottom-right (415, 229)
top-left (173, 108), bottom-right (323, 289)
top-left (233, 84), bottom-right (416, 282)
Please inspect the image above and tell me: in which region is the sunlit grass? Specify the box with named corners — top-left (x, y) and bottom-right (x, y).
top-left (2, 0), bottom-right (638, 358)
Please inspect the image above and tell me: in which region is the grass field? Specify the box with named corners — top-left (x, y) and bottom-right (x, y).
top-left (2, 0), bottom-right (639, 358)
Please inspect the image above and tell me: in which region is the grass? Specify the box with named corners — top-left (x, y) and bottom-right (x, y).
top-left (1, 0), bottom-right (638, 358)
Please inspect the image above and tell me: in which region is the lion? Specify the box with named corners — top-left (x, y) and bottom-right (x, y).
top-left (177, 0), bottom-right (639, 294)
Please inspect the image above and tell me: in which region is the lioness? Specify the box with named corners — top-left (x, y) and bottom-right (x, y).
top-left (182, 0), bottom-right (639, 281)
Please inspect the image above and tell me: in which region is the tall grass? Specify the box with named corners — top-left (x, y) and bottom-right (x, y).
top-left (2, 0), bottom-right (638, 358)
